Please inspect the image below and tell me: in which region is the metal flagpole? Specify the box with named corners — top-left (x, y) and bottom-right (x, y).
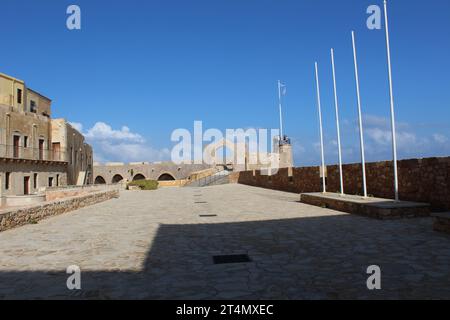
top-left (314, 62), bottom-right (326, 193)
top-left (277, 80), bottom-right (284, 141)
top-left (351, 31), bottom-right (368, 198)
top-left (384, 0), bottom-right (399, 201)
top-left (331, 48), bottom-right (344, 195)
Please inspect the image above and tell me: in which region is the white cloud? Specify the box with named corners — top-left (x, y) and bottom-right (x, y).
top-left (75, 121), bottom-right (170, 163)
top-left (293, 114), bottom-right (450, 166)
top-left (433, 133), bottom-right (448, 144)
top-left (84, 122), bottom-right (145, 143)
top-left (366, 127), bottom-right (392, 146)
top-left (96, 141), bottom-right (170, 163)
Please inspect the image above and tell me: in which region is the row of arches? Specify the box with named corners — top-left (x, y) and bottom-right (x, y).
top-left (94, 173), bottom-right (176, 185)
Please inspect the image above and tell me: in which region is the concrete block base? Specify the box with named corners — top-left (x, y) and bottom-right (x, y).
top-left (300, 192), bottom-right (430, 220)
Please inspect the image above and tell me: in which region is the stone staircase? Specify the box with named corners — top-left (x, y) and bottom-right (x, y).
top-left (185, 170), bottom-right (231, 187)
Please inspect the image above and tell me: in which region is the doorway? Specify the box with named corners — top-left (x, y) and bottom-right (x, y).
top-left (24, 176), bottom-right (30, 195)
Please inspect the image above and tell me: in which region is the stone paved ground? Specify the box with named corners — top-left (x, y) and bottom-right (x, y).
top-left (0, 184), bottom-right (449, 299)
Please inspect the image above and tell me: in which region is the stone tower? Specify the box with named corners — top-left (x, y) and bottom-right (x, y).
top-left (273, 135), bottom-right (294, 169)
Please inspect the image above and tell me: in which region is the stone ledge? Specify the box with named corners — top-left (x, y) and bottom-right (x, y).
top-left (300, 192), bottom-right (430, 220)
top-left (0, 190), bottom-right (120, 233)
top-left (432, 212), bottom-right (450, 234)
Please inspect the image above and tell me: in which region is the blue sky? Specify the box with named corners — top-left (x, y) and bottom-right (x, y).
top-left (1, 0), bottom-right (449, 165)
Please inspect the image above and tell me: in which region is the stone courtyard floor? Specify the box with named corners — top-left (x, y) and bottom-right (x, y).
top-left (0, 184), bottom-right (449, 299)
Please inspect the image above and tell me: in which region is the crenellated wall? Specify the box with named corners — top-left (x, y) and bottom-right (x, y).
top-left (233, 157), bottom-right (450, 211)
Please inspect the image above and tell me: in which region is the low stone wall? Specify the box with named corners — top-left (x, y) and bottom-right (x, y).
top-left (236, 157), bottom-right (450, 211)
top-left (188, 168), bottom-right (217, 181)
top-left (0, 189), bottom-right (119, 232)
top-left (45, 184), bottom-right (119, 201)
top-left (228, 172), bottom-right (240, 184)
top-left (301, 193), bottom-right (430, 220)
top-left (158, 180), bottom-right (188, 187)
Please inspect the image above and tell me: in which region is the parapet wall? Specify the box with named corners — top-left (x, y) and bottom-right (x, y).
top-left (234, 157), bottom-right (450, 211)
top-left (45, 184), bottom-right (120, 201)
top-left (0, 189), bottom-right (119, 232)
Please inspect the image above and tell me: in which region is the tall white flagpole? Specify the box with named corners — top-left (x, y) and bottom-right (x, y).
top-left (351, 31), bottom-right (368, 198)
top-left (314, 62), bottom-right (326, 193)
top-left (331, 48), bottom-right (344, 195)
top-left (277, 80), bottom-right (284, 141)
top-left (384, 0), bottom-right (399, 201)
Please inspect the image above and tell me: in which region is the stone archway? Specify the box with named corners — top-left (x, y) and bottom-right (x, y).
top-left (112, 174), bottom-right (124, 184)
top-left (133, 174), bottom-right (146, 181)
top-left (204, 138), bottom-right (249, 171)
top-left (95, 176), bottom-right (106, 184)
top-left (157, 173), bottom-right (176, 181)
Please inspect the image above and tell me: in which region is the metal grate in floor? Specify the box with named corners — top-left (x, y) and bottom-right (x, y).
top-left (213, 254), bottom-right (251, 264)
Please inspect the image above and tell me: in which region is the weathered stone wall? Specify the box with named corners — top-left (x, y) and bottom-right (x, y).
top-left (158, 180), bottom-right (188, 187)
top-left (327, 157), bottom-right (450, 211)
top-left (236, 157), bottom-right (450, 211)
top-left (45, 184), bottom-right (119, 201)
top-left (237, 167), bottom-right (321, 194)
top-left (0, 189), bottom-right (119, 232)
top-left (93, 162), bottom-right (212, 184)
top-left (0, 161), bottom-right (68, 196)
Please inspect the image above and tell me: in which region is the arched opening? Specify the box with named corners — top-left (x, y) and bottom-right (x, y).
top-left (95, 176), bottom-right (106, 184)
top-left (158, 173), bottom-right (175, 181)
top-left (133, 174), bottom-right (146, 181)
top-left (112, 174), bottom-right (124, 184)
top-left (215, 146), bottom-right (235, 165)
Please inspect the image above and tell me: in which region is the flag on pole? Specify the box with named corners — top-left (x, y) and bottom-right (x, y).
top-left (280, 83), bottom-right (287, 95)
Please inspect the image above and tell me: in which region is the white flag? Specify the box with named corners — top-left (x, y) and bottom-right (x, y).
top-left (280, 83), bottom-right (287, 95)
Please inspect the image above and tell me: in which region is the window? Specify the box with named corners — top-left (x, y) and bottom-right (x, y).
top-left (30, 100), bottom-right (37, 113)
top-left (13, 135), bottom-right (20, 158)
top-left (48, 177), bottom-right (54, 187)
top-left (39, 139), bottom-right (44, 160)
top-left (5, 172), bottom-right (11, 190)
top-left (33, 173), bottom-right (38, 189)
top-left (52, 143), bottom-right (61, 161)
top-left (17, 89), bottom-right (22, 104)
top-left (24, 136), bottom-right (28, 148)
top-left (56, 174), bottom-right (60, 187)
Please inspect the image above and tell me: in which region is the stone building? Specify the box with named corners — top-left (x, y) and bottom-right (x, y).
top-left (205, 136), bottom-right (294, 172)
top-left (93, 162), bottom-right (211, 185)
top-left (51, 119), bottom-right (93, 186)
top-left (94, 137), bottom-right (294, 185)
top-left (0, 72), bottom-right (93, 200)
